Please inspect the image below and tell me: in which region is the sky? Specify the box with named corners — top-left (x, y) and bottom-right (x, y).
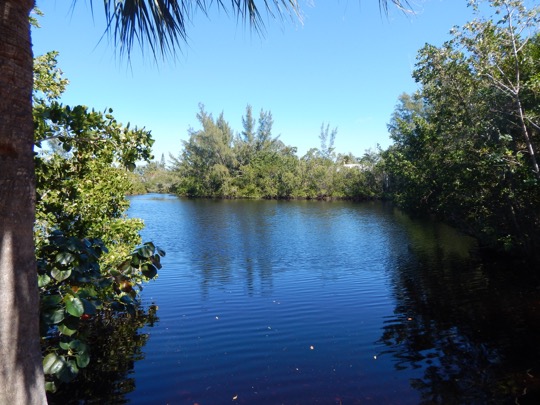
top-left (32, 0), bottom-right (482, 162)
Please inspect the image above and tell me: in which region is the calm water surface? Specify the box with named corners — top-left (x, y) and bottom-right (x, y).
top-left (119, 194), bottom-right (540, 404)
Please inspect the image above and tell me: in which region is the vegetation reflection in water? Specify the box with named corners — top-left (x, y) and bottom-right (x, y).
top-left (381, 211), bottom-right (540, 404)
top-left (46, 305), bottom-right (158, 404)
top-left (118, 195), bottom-right (540, 404)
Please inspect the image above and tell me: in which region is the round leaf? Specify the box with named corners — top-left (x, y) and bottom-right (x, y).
top-left (58, 323), bottom-right (77, 337)
top-left (65, 296), bottom-right (84, 317)
top-left (80, 297), bottom-right (97, 315)
top-left (55, 251), bottom-right (76, 265)
top-left (38, 274), bottom-right (51, 288)
top-left (51, 268), bottom-right (71, 282)
top-left (137, 244), bottom-right (154, 258)
top-left (76, 351), bottom-right (90, 368)
top-left (141, 263), bottom-right (158, 279)
top-left (156, 246), bottom-right (166, 257)
top-left (41, 294), bottom-right (62, 308)
top-left (43, 353), bottom-right (65, 375)
top-left (42, 308), bottom-right (65, 325)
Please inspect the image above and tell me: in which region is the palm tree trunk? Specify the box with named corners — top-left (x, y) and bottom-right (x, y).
top-left (0, 1), bottom-right (47, 403)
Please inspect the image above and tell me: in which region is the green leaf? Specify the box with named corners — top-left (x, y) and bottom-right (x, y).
top-left (45, 381), bottom-right (57, 393)
top-left (42, 308), bottom-right (65, 325)
top-left (120, 294), bottom-right (135, 306)
top-left (42, 294), bottom-right (62, 308)
top-left (69, 340), bottom-right (88, 353)
top-left (65, 296), bottom-right (84, 317)
top-left (38, 274), bottom-right (51, 287)
top-left (59, 341), bottom-right (71, 350)
top-left (109, 268), bottom-right (122, 277)
top-left (51, 268), bottom-right (71, 282)
top-left (118, 259), bottom-right (131, 271)
top-left (156, 246), bottom-right (166, 257)
top-left (137, 243), bottom-right (154, 258)
top-left (55, 251), bottom-right (76, 265)
top-left (141, 263), bottom-right (158, 279)
top-left (130, 255), bottom-right (140, 266)
top-left (76, 351), bottom-right (90, 368)
top-left (152, 254), bottom-right (162, 269)
top-left (43, 353), bottom-right (66, 375)
top-left (80, 297), bottom-right (97, 315)
top-left (57, 360), bottom-right (78, 382)
top-left (58, 323), bottom-right (77, 337)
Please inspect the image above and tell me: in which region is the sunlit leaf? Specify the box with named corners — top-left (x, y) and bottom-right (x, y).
top-left (51, 268), bottom-right (71, 282)
top-left (56, 251), bottom-right (76, 265)
top-left (43, 353), bottom-right (65, 375)
top-left (38, 274), bottom-right (51, 287)
top-left (138, 243), bottom-right (154, 258)
top-left (58, 323), bottom-right (77, 337)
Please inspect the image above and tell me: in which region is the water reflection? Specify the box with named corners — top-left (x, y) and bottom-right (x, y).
top-left (381, 211), bottom-right (540, 404)
top-left (47, 307), bottom-right (158, 405)
top-left (124, 195), bottom-right (540, 404)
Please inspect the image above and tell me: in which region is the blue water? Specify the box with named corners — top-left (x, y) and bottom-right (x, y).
top-left (121, 194), bottom-right (540, 404)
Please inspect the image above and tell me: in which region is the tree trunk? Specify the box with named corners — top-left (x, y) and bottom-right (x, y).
top-left (0, 1), bottom-right (47, 403)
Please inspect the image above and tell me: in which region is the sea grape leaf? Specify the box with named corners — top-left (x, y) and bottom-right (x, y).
top-left (51, 268), bottom-right (71, 282)
top-left (43, 353), bottom-right (65, 375)
top-left (65, 296), bottom-right (84, 317)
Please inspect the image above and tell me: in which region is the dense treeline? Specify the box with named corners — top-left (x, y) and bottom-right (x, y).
top-left (133, 0), bottom-right (540, 260)
top-left (384, 1), bottom-right (540, 253)
top-left (170, 104), bottom-right (384, 200)
top-left (383, 0), bottom-right (540, 259)
top-left (135, 103), bottom-right (385, 200)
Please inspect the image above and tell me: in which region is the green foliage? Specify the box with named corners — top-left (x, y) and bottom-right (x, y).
top-left (384, 0), bottom-right (540, 259)
top-left (131, 154), bottom-right (178, 194)
top-left (33, 50), bottom-right (164, 392)
top-left (38, 231), bottom-right (164, 392)
top-left (45, 306), bottom-right (158, 404)
top-left (169, 104), bottom-right (384, 200)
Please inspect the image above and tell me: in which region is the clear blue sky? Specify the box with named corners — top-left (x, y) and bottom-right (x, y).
top-left (32, 0), bottom-right (479, 161)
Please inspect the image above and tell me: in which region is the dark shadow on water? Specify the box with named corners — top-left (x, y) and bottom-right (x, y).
top-left (380, 209), bottom-right (540, 404)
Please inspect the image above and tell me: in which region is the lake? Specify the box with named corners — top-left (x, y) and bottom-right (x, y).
top-left (109, 194), bottom-right (540, 404)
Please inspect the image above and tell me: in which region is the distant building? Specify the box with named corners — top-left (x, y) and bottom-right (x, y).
top-left (343, 163), bottom-right (365, 170)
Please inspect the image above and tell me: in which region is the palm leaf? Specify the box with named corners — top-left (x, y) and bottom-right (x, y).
top-left (94, 0), bottom-right (411, 57)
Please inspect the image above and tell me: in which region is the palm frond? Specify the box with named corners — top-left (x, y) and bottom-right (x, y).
top-left (95, 0), bottom-right (411, 57)
top-left (97, 0), bottom-right (303, 57)
top-left (380, 0), bottom-right (414, 15)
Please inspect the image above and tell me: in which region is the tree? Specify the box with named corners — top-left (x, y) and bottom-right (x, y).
top-left (32, 50), bottom-right (164, 394)
top-left (319, 122), bottom-right (338, 160)
top-left (0, 1), bottom-right (409, 403)
top-left (384, 0), bottom-right (540, 257)
top-left (460, 0), bottom-right (540, 180)
top-left (175, 104), bottom-right (237, 197)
